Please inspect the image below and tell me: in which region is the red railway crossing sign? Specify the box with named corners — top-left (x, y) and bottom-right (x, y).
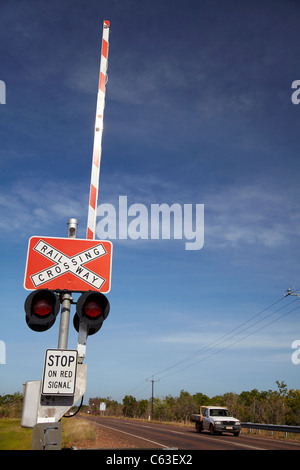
top-left (24, 236), bottom-right (112, 293)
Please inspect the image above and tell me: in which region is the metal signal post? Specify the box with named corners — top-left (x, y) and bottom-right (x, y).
top-left (57, 219), bottom-right (78, 350)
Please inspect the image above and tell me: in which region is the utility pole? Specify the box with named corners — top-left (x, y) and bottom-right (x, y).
top-left (146, 376), bottom-right (159, 420)
top-left (286, 288), bottom-right (300, 298)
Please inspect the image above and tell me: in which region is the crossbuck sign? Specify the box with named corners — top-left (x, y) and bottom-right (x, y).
top-left (24, 237), bottom-right (112, 293)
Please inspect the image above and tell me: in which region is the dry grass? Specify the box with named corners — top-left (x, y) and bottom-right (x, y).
top-left (62, 418), bottom-right (97, 448)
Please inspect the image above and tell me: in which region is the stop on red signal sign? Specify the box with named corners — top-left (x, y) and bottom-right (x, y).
top-left (24, 237), bottom-right (112, 293)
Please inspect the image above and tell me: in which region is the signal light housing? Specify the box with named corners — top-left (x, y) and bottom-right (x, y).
top-left (73, 291), bottom-right (110, 336)
top-left (25, 289), bottom-right (60, 332)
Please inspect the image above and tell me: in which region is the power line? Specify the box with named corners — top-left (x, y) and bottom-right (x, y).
top-left (147, 291), bottom-right (299, 381)
top-left (148, 294), bottom-right (287, 378)
top-left (126, 380), bottom-right (150, 396)
top-left (157, 301), bottom-right (300, 381)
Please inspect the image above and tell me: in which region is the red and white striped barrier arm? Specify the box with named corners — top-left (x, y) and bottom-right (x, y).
top-left (87, 20), bottom-right (110, 240)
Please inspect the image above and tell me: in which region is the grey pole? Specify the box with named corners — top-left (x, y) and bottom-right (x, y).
top-left (67, 218), bottom-right (78, 238)
top-left (57, 219), bottom-right (78, 349)
top-left (146, 376), bottom-right (159, 420)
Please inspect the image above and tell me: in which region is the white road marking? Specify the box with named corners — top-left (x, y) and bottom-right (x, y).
top-left (82, 419), bottom-right (169, 448)
top-left (82, 418), bottom-right (267, 450)
top-left (200, 434), bottom-right (266, 450)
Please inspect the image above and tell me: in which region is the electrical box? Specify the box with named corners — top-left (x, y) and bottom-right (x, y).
top-left (21, 380), bottom-right (41, 428)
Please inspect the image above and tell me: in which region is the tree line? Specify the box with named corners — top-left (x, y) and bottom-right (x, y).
top-left (88, 381), bottom-right (300, 426)
top-left (0, 392), bottom-right (23, 418)
top-left (2, 381), bottom-right (300, 425)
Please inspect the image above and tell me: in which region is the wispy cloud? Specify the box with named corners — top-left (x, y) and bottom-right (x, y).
top-left (0, 177), bottom-right (88, 239)
top-left (204, 182), bottom-right (300, 249)
top-left (2, 170), bottom-right (299, 252)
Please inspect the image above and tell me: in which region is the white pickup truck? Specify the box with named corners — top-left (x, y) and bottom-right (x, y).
top-left (190, 406), bottom-right (241, 436)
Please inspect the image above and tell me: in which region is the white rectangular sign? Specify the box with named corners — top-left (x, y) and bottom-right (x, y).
top-left (42, 349), bottom-right (78, 396)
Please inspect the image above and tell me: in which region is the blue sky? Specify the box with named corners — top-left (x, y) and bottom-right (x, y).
top-left (1, 0), bottom-right (300, 404)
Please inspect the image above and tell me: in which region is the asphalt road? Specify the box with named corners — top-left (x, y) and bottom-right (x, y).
top-left (83, 416), bottom-right (300, 451)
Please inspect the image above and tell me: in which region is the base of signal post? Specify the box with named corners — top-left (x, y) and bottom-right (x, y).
top-left (25, 322), bottom-right (90, 449)
top-left (22, 355), bottom-right (87, 449)
top-left (31, 317), bottom-right (89, 448)
top-left (31, 421), bottom-right (63, 450)
top-left (22, 322), bottom-right (88, 448)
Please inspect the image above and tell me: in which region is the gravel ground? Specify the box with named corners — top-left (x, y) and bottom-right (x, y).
top-left (71, 418), bottom-right (158, 449)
